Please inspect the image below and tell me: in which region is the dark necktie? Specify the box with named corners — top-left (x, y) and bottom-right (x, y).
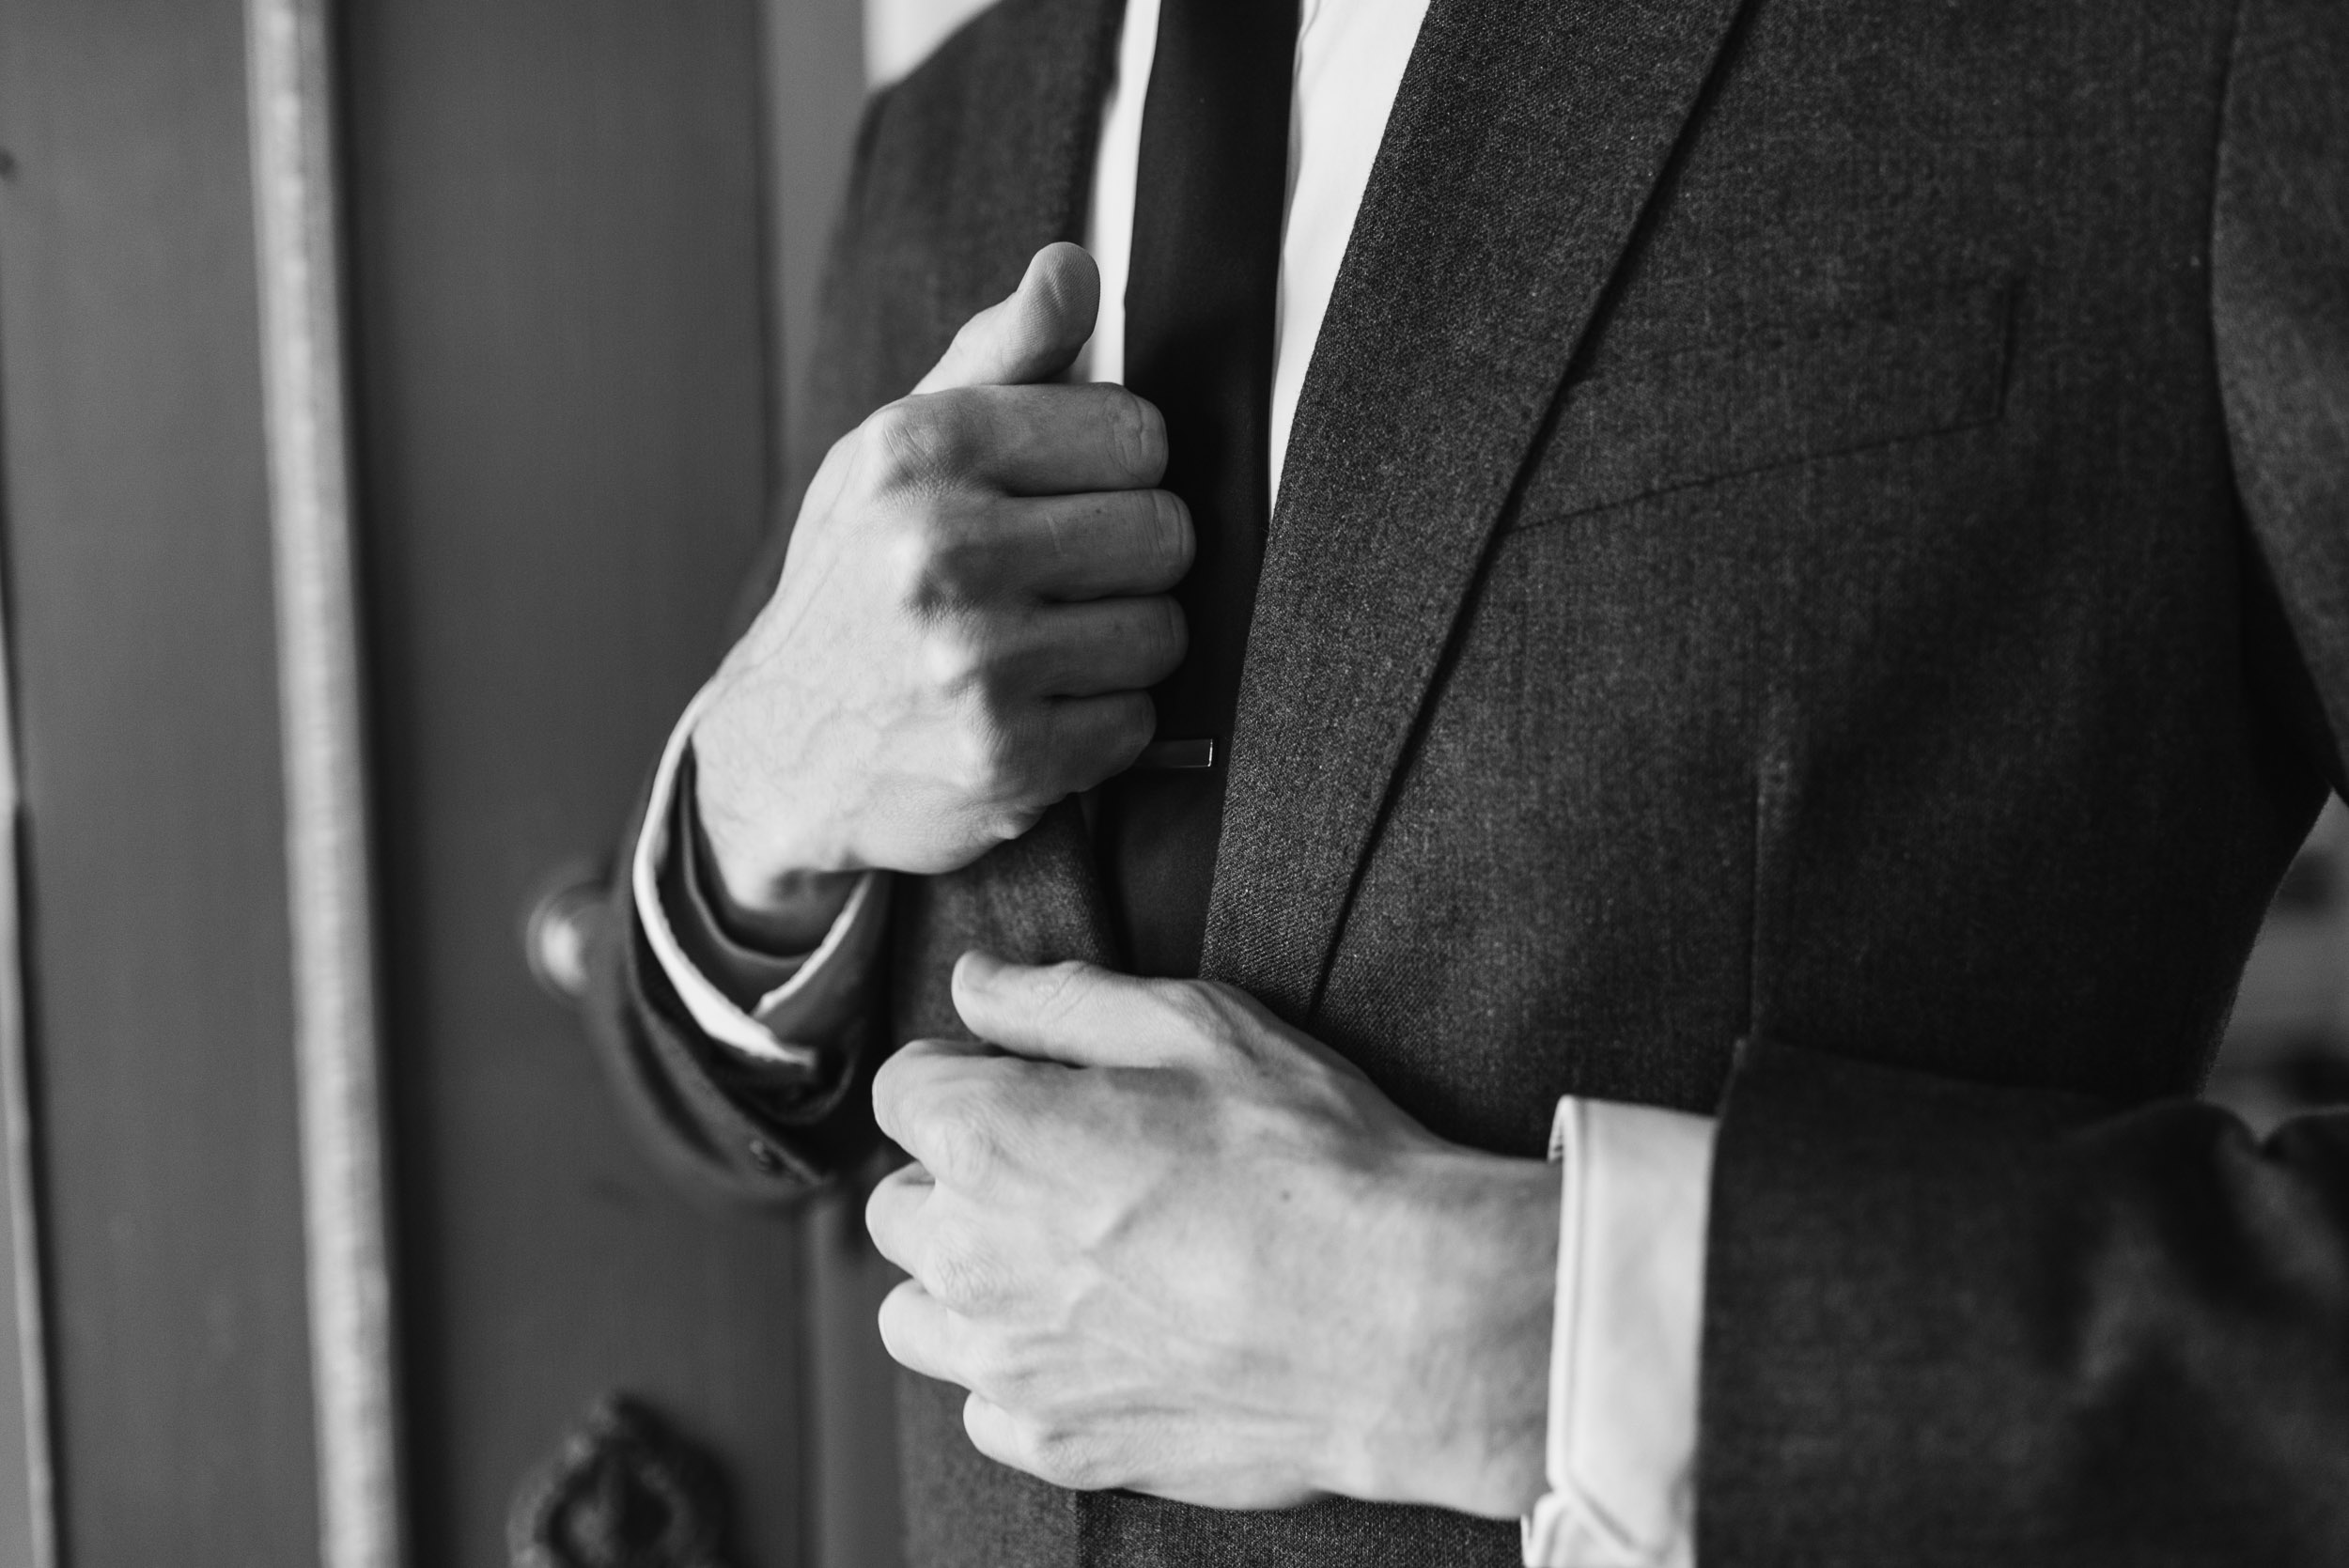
top-left (1099, 0), bottom-right (1299, 977)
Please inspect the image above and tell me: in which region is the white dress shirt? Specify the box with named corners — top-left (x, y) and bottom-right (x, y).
top-left (635, 3), bottom-right (1718, 1561)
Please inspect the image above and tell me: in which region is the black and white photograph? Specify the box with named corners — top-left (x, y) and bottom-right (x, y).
top-left (0, 0), bottom-right (2341, 1562)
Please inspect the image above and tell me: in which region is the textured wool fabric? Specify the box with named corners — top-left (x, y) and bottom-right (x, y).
top-left (582, 0), bottom-right (2349, 1560)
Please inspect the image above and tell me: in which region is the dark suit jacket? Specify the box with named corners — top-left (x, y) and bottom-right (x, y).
top-left (587, 0), bottom-right (2349, 1560)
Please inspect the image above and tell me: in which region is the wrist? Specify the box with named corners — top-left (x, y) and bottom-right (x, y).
top-left (688, 746), bottom-right (862, 954)
top-left (1344, 1144), bottom-right (1558, 1519)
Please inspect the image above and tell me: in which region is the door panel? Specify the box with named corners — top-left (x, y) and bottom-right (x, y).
top-left (0, 2), bottom-right (322, 1563)
top-left (341, 3), bottom-right (806, 1562)
top-left (0, 3), bottom-right (887, 1560)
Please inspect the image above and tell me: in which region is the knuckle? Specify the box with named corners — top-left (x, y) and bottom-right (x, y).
top-left (870, 1053), bottom-right (916, 1140)
top-left (974, 1340), bottom-right (1042, 1405)
top-left (1025, 1424), bottom-right (1114, 1491)
top-left (884, 509), bottom-right (986, 613)
top-left (1060, 695), bottom-right (1151, 789)
top-left (876, 514), bottom-right (938, 608)
top-left (869, 397), bottom-right (965, 489)
top-left (926, 527), bottom-right (994, 604)
top-left (920, 618), bottom-right (992, 696)
top-left (921, 1218), bottom-right (1003, 1314)
top-left (1094, 692), bottom-right (1155, 775)
top-left (876, 1277), bottom-right (928, 1346)
top-left (1143, 595), bottom-right (1188, 668)
top-left (951, 706), bottom-right (1024, 800)
top-left (957, 1330), bottom-right (1011, 1396)
top-left (982, 807), bottom-right (1037, 845)
top-left (874, 1286), bottom-right (916, 1363)
top-left (921, 1090), bottom-right (1007, 1190)
top-left (961, 1330), bottom-right (1049, 1407)
top-left (863, 401), bottom-right (922, 477)
top-left (861, 1181), bottom-right (897, 1248)
top-left (1148, 489), bottom-right (1195, 577)
top-left (1107, 390), bottom-right (1166, 482)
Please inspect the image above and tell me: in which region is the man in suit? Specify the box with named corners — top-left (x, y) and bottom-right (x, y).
top-left (587, 0), bottom-right (2349, 1561)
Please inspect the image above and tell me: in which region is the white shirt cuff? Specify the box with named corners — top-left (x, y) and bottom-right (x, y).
top-left (1522, 1096), bottom-right (1716, 1567)
top-left (630, 681), bottom-right (887, 1071)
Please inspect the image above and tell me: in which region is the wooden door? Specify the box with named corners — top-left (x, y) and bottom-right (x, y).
top-left (340, 1), bottom-right (800, 1563)
top-left (0, 3), bottom-right (328, 1563)
top-left (340, 1), bottom-right (893, 1565)
top-left (0, 0), bottom-right (887, 1563)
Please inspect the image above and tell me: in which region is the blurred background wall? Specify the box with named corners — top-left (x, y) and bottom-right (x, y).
top-left (0, 4), bottom-right (2339, 1568)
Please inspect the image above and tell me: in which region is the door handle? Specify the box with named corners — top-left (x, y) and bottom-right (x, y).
top-left (523, 862), bottom-right (610, 1006)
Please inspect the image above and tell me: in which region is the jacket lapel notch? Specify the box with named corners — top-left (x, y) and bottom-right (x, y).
top-left (1200, 0), bottom-right (1753, 1018)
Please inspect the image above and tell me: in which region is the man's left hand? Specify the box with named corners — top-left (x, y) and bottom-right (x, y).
top-left (865, 952), bottom-right (1558, 1516)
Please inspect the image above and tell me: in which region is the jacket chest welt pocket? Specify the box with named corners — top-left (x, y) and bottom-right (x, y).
top-left (1512, 280), bottom-right (2015, 526)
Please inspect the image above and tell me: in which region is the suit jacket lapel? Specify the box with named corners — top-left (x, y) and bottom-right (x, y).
top-left (915, 0), bottom-right (1128, 980)
top-left (1201, 0), bottom-right (1752, 1017)
top-left (913, 0), bottom-right (1125, 347)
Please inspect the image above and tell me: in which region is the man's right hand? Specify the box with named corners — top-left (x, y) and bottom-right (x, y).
top-left (691, 243), bottom-right (1190, 949)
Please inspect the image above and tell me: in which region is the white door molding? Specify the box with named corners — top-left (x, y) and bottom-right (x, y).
top-left (245, 3), bottom-right (406, 1566)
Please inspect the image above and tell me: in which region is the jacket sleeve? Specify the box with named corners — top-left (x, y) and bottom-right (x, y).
top-left (582, 780), bottom-right (892, 1203)
top-left (1695, 0), bottom-right (2349, 1562)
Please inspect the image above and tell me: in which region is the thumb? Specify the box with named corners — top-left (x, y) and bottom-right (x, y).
top-left (913, 242), bottom-right (1099, 394)
top-left (950, 951), bottom-right (1187, 1069)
